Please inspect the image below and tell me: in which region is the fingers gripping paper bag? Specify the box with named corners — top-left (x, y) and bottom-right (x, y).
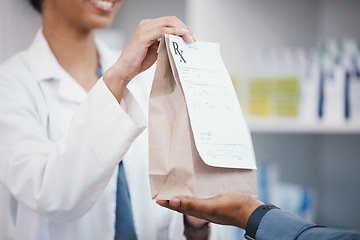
top-left (149, 34), bottom-right (257, 200)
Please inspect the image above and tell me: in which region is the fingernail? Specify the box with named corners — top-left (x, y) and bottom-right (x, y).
top-left (193, 35), bottom-right (198, 42)
top-left (188, 35), bottom-right (195, 43)
top-left (169, 198), bottom-right (181, 208)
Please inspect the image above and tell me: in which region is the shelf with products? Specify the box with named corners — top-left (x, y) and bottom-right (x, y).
top-left (245, 117), bottom-right (360, 134)
top-left (186, 0), bottom-right (360, 233)
top-left (236, 39), bottom-right (360, 135)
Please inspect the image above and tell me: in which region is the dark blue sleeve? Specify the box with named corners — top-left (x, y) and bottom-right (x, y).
top-left (256, 209), bottom-right (360, 240)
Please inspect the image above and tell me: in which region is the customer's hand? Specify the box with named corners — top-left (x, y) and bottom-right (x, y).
top-left (104, 16), bottom-right (196, 102)
top-left (156, 193), bottom-right (263, 229)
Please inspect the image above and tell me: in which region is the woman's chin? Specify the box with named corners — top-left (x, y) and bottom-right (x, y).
top-left (84, 15), bottom-right (116, 30)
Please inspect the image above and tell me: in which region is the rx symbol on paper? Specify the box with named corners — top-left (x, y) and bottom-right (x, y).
top-left (172, 41), bottom-right (187, 63)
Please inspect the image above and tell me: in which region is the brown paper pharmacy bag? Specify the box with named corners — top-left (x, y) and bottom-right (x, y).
top-left (149, 35), bottom-right (257, 200)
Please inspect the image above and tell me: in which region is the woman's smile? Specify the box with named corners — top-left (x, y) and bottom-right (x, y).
top-left (89, 0), bottom-right (116, 12)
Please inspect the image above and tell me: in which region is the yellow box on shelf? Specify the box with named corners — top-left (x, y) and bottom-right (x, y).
top-left (248, 76), bottom-right (300, 117)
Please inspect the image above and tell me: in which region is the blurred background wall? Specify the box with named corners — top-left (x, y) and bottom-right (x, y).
top-left (1, 0), bottom-right (360, 238)
top-left (186, 0), bottom-right (360, 234)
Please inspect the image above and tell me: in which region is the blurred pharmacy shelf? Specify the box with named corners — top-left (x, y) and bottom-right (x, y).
top-left (186, 0), bottom-right (360, 234)
top-left (247, 117), bottom-right (360, 134)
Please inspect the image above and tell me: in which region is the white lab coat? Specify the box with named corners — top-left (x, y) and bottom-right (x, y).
top-left (0, 29), bottom-right (187, 240)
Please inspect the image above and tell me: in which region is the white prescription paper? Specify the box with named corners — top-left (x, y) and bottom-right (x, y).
top-left (167, 34), bottom-right (256, 169)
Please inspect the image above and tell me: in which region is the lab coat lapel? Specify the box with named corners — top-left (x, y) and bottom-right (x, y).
top-left (57, 71), bottom-right (87, 104)
top-left (27, 29), bottom-right (122, 105)
top-left (28, 29), bottom-right (87, 104)
top-left (28, 29), bottom-right (61, 83)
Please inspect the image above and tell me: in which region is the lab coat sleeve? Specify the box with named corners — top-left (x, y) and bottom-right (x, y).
top-left (0, 72), bottom-right (146, 222)
top-left (256, 209), bottom-right (360, 240)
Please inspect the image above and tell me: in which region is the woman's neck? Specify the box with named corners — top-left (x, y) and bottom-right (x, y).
top-left (43, 17), bottom-right (100, 92)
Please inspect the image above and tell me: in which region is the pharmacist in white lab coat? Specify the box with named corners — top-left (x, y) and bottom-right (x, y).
top-left (0, 0), bottom-right (216, 239)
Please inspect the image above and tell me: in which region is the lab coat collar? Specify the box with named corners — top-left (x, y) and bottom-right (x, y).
top-left (28, 29), bottom-right (119, 104)
top-left (28, 29), bottom-right (62, 83)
